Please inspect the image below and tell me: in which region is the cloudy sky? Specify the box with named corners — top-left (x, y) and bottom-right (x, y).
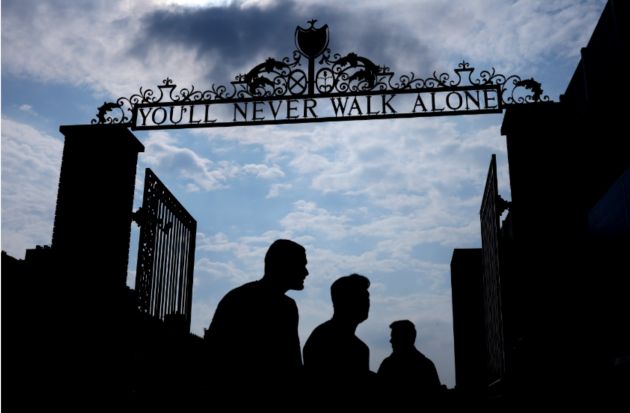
top-left (2, 0), bottom-right (606, 387)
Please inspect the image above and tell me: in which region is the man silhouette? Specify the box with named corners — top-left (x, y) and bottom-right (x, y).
top-left (204, 239), bottom-right (308, 403)
top-left (377, 320), bottom-right (442, 406)
top-left (303, 273), bottom-right (374, 405)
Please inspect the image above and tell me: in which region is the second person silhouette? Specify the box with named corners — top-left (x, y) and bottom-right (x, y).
top-left (303, 273), bottom-right (375, 406)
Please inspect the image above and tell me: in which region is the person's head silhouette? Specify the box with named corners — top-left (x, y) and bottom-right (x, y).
top-left (331, 273), bottom-right (370, 324)
top-left (263, 239), bottom-right (309, 291)
top-left (389, 319), bottom-right (417, 353)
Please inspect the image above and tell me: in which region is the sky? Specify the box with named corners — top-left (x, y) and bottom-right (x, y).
top-left (1, 0), bottom-right (606, 387)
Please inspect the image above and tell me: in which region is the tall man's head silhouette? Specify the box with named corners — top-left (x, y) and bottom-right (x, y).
top-left (264, 239), bottom-right (309, 291)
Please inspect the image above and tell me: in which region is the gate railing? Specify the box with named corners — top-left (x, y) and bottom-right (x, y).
top-left (134, 168), bottom-right (196, 332)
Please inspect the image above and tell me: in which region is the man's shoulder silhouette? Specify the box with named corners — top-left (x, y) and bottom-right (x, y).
top-left (214, 280), bottom-right (298, 323)
top-left (304, 320), bottom-right (335, 352)
top-left (221, 280), bottom-right (259, 300)
top-left (304, 318), bottom-right (370, 375)
top-left (204, 239), bottom-right (307, 394)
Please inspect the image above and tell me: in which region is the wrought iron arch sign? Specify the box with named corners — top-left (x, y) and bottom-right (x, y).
top-left (94, 20), bottom-right (549, 130)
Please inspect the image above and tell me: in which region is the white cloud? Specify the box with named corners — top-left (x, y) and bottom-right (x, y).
top-left (1, 117), bottom-right (63, 258)
top-left (197, 231), bottom-right (260, 260)
top-left (141, 132), bottom-right (237, 190)
top-left (242, 163), bottom-right (284, 179)
top-left (239, 0), bottom-right (278, 8)
top-left (141, 132), bottom-right (287, 191)
top-left (1, 0), bottom-right (214, 98)
top-left (200, 117), bottom-right (505, 213)
top-left (362, 0), bottom-right (605, 74)
top-left (152, 0), bottom-right (230, 7)
top-left (279, 200), bottom-right (351, 239)
top-left (195, 257), bottom-right (251, 283)
top-left (190, 300), bottom-right (214, 340)
top-left (195, 231), bottom-right (280, 279)
top-left (18, 104), bottom-right (37, 116)
top-left (266, 182), bottom-right (292, 198)
top-left (2, 0), bottom-right (604, 102)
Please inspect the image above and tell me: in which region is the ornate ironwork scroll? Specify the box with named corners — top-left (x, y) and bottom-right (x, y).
top-left (135, 168), bottom-right (197, 332)
top-left (93, 21), bottom-right (549, 129)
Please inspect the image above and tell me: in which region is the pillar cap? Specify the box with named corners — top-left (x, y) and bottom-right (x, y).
top-left (59, 124), bottom-right (144, 152)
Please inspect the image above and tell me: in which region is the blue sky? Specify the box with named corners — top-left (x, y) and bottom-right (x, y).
top-left (1, 0), bottom-right (606, 387)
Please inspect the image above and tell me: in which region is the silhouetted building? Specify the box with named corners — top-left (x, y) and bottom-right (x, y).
top-left (450, 248), bottom-right (485, 395)
top-left (451, 0), bottom-right (630, 406)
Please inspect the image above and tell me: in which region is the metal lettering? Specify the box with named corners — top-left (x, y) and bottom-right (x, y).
top-left (446, 92), bottom-right (463, 111)
top-left (234, 102), bottom-right (248, 122)
top-left (412, 94), bottom-right (428, 113)
top-left (382, 95), bottom-right (397, 114)
top-left (304, 99), bottom-right (318, 118)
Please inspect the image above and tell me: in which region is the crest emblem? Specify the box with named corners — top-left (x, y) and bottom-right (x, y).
top-left (295, 20), bottom-right (329, 59)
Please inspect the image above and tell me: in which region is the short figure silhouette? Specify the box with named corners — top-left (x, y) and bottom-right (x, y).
top-left (204, 239), bottom-right (308, 403)
top-left (377, 320), bottom-right (442, 407)
top-left (303, 273), bottom-right (375, 405)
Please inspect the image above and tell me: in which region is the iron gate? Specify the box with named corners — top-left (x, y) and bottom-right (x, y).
top-left (135, 168), bottom-right (196, 332)
top-left (480, 154), bottom-right (508, 382)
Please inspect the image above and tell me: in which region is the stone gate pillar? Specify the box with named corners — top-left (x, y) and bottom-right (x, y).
top-left (52, 124), bottom-right (144, 299)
